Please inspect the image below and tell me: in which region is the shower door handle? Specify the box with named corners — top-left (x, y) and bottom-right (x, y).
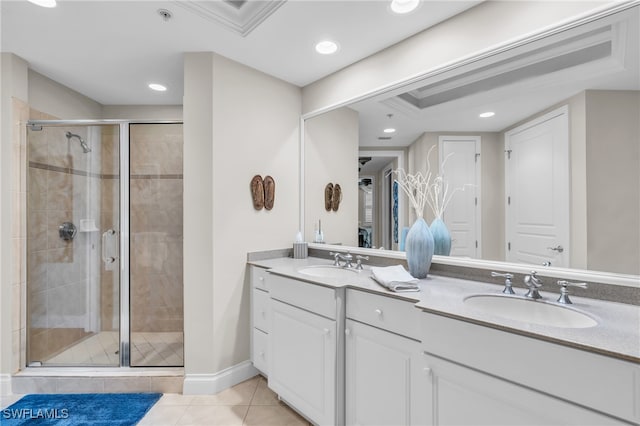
top-left (102, 229), bottom-right (118, 264)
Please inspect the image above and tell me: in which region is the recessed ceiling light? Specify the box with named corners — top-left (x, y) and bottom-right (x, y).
top-left (148, 83), bottom-right (167, 92)
top-left (315, 40), bottom-right (339, 55)
top-left (390, 0), bottom-right (419, 14)
top-left (383, 128), bottom-right (396, 134)
top-left (27, 0), bottom-right (56, 7)
top-left (479, 111), bottom-right (495, 118)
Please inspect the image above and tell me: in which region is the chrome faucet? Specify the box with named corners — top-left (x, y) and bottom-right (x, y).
top-left (355, 255), bottom-right (369, 270)
top-left (329, 251), bottom-right (353, 268)
top-left (556, 280), bottom-right (588, 304)
top-left (523, 271), bottom-right (543, 299)
top-left (491, 271), bottom-right (515, 294)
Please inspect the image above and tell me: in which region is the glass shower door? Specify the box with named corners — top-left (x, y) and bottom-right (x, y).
top-left (129, 123), bottom-right (184, 367)
top-left (26, 123), bottom-right (121, 366)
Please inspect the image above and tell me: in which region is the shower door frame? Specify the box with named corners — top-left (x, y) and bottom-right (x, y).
top-left (25, 119), bottom-right (183, 368)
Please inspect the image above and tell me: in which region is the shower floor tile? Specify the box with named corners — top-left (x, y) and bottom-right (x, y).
top-left (45, 331), bottom-right (184, 367)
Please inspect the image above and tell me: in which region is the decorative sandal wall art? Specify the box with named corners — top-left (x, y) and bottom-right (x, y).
top-left (251, 175), bottom-right (265, 210)
top-left (324, 182), bottom-right (343, 212)
top-left (264, 175), bottom-right (275, 211)
top-left (332, 184), bottom-right (342, 211)
top-left (324, 183), bottom-right (334, 211)
top-left (251, 175), bottom-right (276, 211)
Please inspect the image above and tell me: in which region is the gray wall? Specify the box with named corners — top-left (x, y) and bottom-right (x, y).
top-left (585, 90), bottom-right (639, 275)
top-left (305, 107), bottom-right (359, 246)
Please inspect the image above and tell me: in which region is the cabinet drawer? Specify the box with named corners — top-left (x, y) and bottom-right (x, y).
top-left (347, 289), bottom-right (420, 340)
top-left (269, 274), bottom-right (336, 319)
top-left (250, 265), bottom-right (269, 291)
top-left (252, 328), bottom-right (268, 375)
top-left (253, 288), bottom-right (270, 333)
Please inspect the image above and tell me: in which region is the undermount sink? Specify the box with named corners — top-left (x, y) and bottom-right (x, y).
top-left (463, 294), bottom-right (598, 329)
top-left (297, 265), bottom-right (362, 278)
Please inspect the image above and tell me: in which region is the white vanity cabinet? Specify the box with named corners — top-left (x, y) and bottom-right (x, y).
top-left (250, 266), bottom-right (270, 375)
top-left (268, 274), bottom-right (344, 426)
top-left (345, 289), bottom-right (428, 426)
top-left (420, 312), bottom-right (639, 425)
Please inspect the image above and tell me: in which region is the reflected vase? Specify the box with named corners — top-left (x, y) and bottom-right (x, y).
top-left (430, 217), bottom-right (452, 256)
top-left (405, 217), bottom-right (434, 279)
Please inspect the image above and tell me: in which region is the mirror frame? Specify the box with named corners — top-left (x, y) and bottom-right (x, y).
top-left (299, 2), bottom-right (640, 288)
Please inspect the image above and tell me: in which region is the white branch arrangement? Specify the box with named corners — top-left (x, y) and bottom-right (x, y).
top-left (392, 168), bottom-right (431, 219)
top-left (391, 145), bottom-right (474, 220)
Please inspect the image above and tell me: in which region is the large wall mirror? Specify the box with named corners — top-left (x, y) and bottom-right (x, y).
top-left (303, 5), bottom-right (639, 281)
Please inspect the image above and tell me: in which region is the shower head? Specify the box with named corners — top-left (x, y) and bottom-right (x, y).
top-left (66, 131), bottom-right (91, 153)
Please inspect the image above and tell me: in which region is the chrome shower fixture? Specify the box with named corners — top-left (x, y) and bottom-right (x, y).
top-left (66, 131), bottom-right (91, 153)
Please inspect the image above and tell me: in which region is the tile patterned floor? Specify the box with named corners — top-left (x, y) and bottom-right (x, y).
top-left (0, 375), bottom-right (310, 426)
top-left (45, 331), bottom-right (184, 367)
top-left (139, 376), bottom-right (310, 426)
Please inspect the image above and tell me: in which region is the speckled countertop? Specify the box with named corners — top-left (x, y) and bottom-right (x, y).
top-left (249, 256), bottom-right (640, 363)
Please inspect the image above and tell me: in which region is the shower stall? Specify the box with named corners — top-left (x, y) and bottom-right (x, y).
top-left (26, 120), bottom-right (184, 368)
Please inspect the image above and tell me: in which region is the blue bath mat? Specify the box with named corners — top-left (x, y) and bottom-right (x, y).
top-left (1, 393), bottom-right (162, 425)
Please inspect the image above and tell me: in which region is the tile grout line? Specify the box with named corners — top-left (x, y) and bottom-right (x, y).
top-left (242, 376), bottom-right (262, 425)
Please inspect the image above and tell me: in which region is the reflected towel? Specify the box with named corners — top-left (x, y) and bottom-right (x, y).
top-left (371, 265), bottom-right (420, 292)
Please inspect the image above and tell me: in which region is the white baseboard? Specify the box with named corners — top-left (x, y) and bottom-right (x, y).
top-left (182, 360), bottom-right (259, 395)
top-left (0, 374), bottom-right (12, 395)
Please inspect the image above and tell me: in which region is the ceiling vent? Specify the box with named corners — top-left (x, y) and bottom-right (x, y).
top-left (172, 0), bottom-right (286, 37)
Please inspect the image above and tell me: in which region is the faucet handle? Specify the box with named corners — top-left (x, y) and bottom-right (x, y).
top-left (355, 255), bottom-right (369, 270)
top-left (491, 271), bottom-right (514, 294)
top-left (556, 280), bottom-right (587, 304)
top-left (329, 251), bottom-right (341, 266)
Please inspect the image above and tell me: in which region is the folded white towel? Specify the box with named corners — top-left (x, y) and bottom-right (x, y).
top-left (370, 265), bottom-right (420, 292)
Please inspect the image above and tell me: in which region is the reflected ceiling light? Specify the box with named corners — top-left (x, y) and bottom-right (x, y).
top-left (315, 40), bottom-right (339, 55)
top-left (383, 113), bottom-right (396, 134)
top-left (390, 0), bottom-right (419, 14)
top-left (148, 83), bottom-right (167, 92)
top-left (479, 111), bottom-right (495, 118)
top-left (27, 0), bottom-right (56, 7)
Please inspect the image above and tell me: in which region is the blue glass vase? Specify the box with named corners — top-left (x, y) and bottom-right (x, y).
top-left (405, 217), bottom-right (434, 279)
top-left (430, 217), bottom-right (452, 256)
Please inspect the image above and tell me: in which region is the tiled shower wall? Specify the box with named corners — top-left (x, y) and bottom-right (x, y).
top-left (26, 111), bottom-right (116, 364)
top-left (99, 125), bottom-right (119, 332)
top-left (129, 124), bottom-right (184, 336)
top-left (11, 98), bottom-right (29, 373)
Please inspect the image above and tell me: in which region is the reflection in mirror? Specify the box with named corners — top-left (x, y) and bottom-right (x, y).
top-left (357, 151), bottom-right (404, 250)
top-left (304, 6), bottom-right (639, 276)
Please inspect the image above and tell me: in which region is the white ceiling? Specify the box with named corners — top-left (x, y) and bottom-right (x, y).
top-left (352, 5), bottom-right (640, 148)
top-left (0, 0), bottom-right (481, 105)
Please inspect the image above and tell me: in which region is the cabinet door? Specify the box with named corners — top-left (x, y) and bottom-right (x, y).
top-left (346, 319), bottom-right (425, 426)
top-left (269, 299), bottom-right (336, 425)
top-left (422, 353), bottom-right (625, 426)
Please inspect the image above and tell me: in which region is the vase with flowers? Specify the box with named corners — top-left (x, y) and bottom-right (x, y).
top-left (393, 146), bottom-right (472, 276)
top-left (392, 169), bottom-right (435, 279)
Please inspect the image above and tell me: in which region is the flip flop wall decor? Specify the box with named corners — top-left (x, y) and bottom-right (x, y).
top-left (251, 175), bottom-right (276, 211)
top-left (324, 182), bottom-right (343, 212)
top-left (251, 175), bottom-right (264, 210)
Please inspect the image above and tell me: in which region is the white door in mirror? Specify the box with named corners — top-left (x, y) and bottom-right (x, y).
top-left (505, 106), bottom-right (570, 267)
